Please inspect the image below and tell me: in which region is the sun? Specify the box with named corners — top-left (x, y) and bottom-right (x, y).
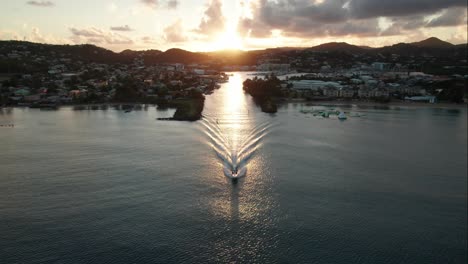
top-left (211, 30), bottom-right (244, 51)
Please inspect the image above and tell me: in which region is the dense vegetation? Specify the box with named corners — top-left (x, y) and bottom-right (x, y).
top-left (243, 74), bottom-right (283, 113)
top-left (171, 90), bottom-right (205, 121)
top-left (2, 38), bottom-right (466, 71)
top-left (242, 74), bottom-right (282, 98)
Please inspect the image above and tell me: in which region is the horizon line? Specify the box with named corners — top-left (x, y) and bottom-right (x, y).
top-left (1, 37), bottom-right (466, 54)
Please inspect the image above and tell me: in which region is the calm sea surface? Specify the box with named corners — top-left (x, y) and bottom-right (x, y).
top-left (0, 73), bottom-right (467, 263)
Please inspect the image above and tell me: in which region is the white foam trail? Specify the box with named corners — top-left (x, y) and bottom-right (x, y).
top-left (199, 119), bottom-right (229, 150)
top-left (239, 122), bottom-right (272, 151)
top-left (199, 117), bottom-right (273, 180)
top-left (200, 119), bottom-right (229, 147)
top-left (238, 131), bottom-right (267, 157)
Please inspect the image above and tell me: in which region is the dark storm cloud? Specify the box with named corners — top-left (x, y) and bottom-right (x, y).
top-left (426, 8), bottom-right (467, 27)
top-left (381, 7), bottom-right (467, 36)
top-left (379, 16), bottom-right (428, 36)
top-left (380, 15), bottom-right (427, 37)
top-left (280, 17), bottom-right (381, 38)
top-left (348, 0), bottom-right (466, 19)
top-left (239, 0), bottom-right (467, 38)
top-left (239, 0), bottom-right (374, 38)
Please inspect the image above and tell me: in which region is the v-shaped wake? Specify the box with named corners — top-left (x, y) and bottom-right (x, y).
top-left (199, 116), bottom-right (273, 180)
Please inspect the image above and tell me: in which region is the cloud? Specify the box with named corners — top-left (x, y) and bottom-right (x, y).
top-left (142, 36), bottom-right (160, 44)
top-left (167, 0), bottom-right (178, 9)
top-left (110, 25), bottom-right (134, 32)
top-left (15, 27), bottom-right (71, 44)
top-left (30, 27), bottom-right (47, 42)
top-left (380, 16), bottom-right (427, 36)
top-left (238, 17), bottom-right (272, 38)
top-left (141, 0), bottom-right (179, 9)
top-left (164, 19), bottom-right (187, 42)
top-left (141, 0), bottom-right (158, 9)
top-left (69, 27), bottom-right (134, 45)
top-left (348, 0), bottom-right (466, 19)
top-left (26, 1), bottom-right (54, 7)
top-left (427, 8), bottom-right (467, 27)
top-left (237, 0), bottom-right (467, 39)
top-left (382, 7), bottom-right (467, 36)
top-left (196, 0), bottom-right (225, 36)
top-left (239, 0), bottom-right (376, 38)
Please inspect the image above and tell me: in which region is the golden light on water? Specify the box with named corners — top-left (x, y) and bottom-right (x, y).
top-left (201, 72), bottom-right (274, 224)
top-left (223, 73), bottom-right (245, 115)
top-left (220, 73), bottom-right (250, 151)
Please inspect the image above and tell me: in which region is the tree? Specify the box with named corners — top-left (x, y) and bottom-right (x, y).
top-left (188, 89), bottom-right (204, 100)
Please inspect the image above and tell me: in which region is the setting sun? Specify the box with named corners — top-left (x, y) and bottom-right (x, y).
top-left (211, 30), bottom-right (244, 51)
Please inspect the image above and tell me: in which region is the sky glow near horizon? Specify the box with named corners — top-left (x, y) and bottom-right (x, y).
top-left (0, 0), bottom-right (467, 52)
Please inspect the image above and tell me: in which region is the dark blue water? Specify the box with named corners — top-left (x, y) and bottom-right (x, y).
top-left (0, 73), bottom-right (466, 263)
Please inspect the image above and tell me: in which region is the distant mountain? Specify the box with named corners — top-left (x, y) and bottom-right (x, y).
top-left (118, 48), bottom-right (209, 64)
top-left (152, 48), bottom-right (209, 64)
top-left (307, 42), bottom-right (368, 53)
top-left (0, 41), bottom-right (210, 64)
top-left (205, 49), bottom-right (263, 65)
top-left (0, 41), bottom-right (129, 63)
top-left (411, 37), bottom-right (454, 49)
top-left (375, 38), bottom-right (463, 57)
top-left (377, 43), bottom-right (422, 55)
top-left (358, 45), bottom-right (374, 50)
top-left (119, 49), bottom-right (138, 56)
top-left (0, 37), bottom-right (464, 68)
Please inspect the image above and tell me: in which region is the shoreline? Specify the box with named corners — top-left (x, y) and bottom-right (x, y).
top-left (2, 100), bottom-right (466, 110)
top-left (278, 99), bottom-right (467, 109)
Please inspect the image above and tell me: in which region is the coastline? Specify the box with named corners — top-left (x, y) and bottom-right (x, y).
top-left (3, 100), bottom-right (466, 110)
top-left (278, 99), bottom-right (468, 109)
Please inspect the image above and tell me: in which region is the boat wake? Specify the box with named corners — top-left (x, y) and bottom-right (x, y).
top-left (199, 116), bottom-right (273, 181)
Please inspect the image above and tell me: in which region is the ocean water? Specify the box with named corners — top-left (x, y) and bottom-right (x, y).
top-left (0, 73), bottom-right (466, 263)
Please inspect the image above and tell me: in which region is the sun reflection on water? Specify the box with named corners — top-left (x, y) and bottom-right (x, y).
top-left (220, 73), bottom-right (249, 151)
top-left (198, 72), bottom-right (279, 219)
top-left (196, 72), bottom-right (279, 260)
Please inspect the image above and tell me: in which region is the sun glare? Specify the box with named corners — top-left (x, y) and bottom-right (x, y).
top-left (212, 31), bottom-right (244, 51)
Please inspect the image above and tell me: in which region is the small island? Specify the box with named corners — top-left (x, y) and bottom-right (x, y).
top-left (160, 89), bottom-right (206, 121)
top-left (243, 74), bottom-right (283, 113)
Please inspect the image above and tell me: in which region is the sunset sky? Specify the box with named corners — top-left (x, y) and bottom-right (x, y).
top-left (0, 0), bottom-right (467, 52)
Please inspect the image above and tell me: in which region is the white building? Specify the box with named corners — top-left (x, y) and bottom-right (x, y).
top-left (290, 80), bottom-right (342, 91)
top-left (372, 62), bottom-right (392, 71)
top-left (405, 96), bottom-right (437, 103)
top-left (193, 69), bottom-right (205, 75)
top-left (257, 63), bottom-right (290, 72)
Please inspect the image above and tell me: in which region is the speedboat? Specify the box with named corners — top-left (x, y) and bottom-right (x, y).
top-left (224, 163), bottom-right (246, 183)
top-left (231, 169), bottom-right (239, 183)
top-left (231, 169), bottom-right (238, 177)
